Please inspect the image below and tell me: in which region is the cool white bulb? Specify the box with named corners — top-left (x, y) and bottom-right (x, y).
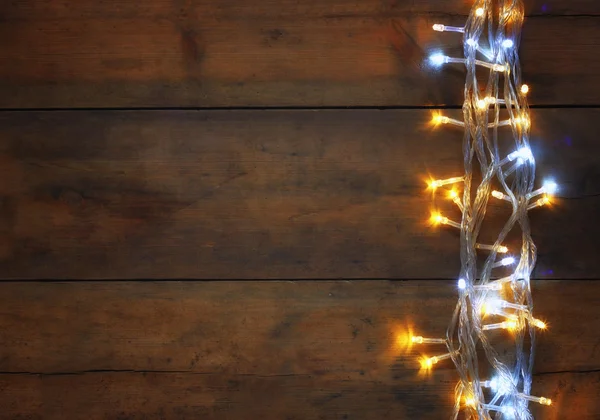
top-left (500, 257), bottom-right (515, 266)
top-left (508, 147), bottom-right (534, 163)
top-left (502, 39), bottom-right (514, 48)
top-left (543, 180), bottom-right (558, 194)
top-left (429, 53), bottom-right (446, 67)
top-left (458, 278), bottom-right (466, 290)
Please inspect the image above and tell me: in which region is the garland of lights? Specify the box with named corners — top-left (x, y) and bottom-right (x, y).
top-left (410, 1), bottom-right (555, 419)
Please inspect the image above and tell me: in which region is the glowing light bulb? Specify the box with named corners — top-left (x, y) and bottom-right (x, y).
top-left (531, 318), bottom-right (547, 330)
top-left (543, 180), bottom-right (558, 195)
top-left (502, 257), bottom-right (515, 265)
top-left (477, 99), bottom-right (487, 110)
top-left (475, 8), bottom-right (484, 17)
top-left (528, 195), bottom-right (551, 210)
top-left (420, 352), bottom-right (453, 369)
top-left (458, 278), bottom-right (466, 290)
top-left (465, 397), bottom-right (476, 407)
top-left (513, 116), bottom-right (531, 129)
top-left (521, 84), bottom-right (530, 95)
top-left (411, 335), bottom-right (424, 344)
top-left (519, 394), bottom-right (553, 406)
top-left (483, 320), bottom-right (519, 331)
top-left (429, 53), bottom-right (447, 67)
top-left (466, 38), bottom-right (478, 47)
top-left (411, 336), bottom-right (446, 345)
top-left (430, 212), bottom-right (460, 229)
top-left (432, 114), bottom-right (450, 125)
top-left (502, 39), bottom-right (514, 48)
top-left (427, 176), bottom-right (464, 189)
top-left (432, 24), bottom-right (445, 32)
top-left (507, 147), bottom-right (533, 163)
top-left (493, 256), bottom-right (515, 268)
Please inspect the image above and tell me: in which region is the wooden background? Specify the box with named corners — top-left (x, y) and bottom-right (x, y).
top-left (1, 1), bottom-right (599, 418)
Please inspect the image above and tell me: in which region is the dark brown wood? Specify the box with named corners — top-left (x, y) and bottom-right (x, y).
top-left (0, 371), bottom-right (595, 419)
top-left (0, 280), bottom-right (597, 419)
top-left (0, 1), bottom-right (599, 108)
top-left (0, 109), bottom-right (597, 280)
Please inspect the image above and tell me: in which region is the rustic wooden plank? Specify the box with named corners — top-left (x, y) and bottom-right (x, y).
top-left (0, 281), bottom-right (597, 419)
top-left (0, 2), bottom-right (598, 108)
top-left (1, 0), bottom-right (596, 20)
top-left (0, 108), bottom-right (596, 279)
top-left (0, 371), bottom-right (595, 419)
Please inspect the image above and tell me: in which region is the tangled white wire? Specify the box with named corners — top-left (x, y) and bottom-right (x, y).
top-left (413, 1), bottom-right (556, 419)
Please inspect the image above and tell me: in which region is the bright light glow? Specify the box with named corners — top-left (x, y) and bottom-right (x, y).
top-left (420, 352), bottom-right (453, 369)
top-left (458, 278), bottom-right (466, 289)
top-left (529, 195), bottom-right (551, 210)
top-left (543, 180), bottom-right (558, 194)
top-left (427, 176), bottom-right (464, 190)
top-left (531, 318), bottom-right (547, 330)
top-left (483, 320), bottom-right (519, 331)
top-left (501, 257), bottom-right (515, 266)
top-left (430, 212), bottom-right (460, 229)
top-left (513, 116), bottom-right (531, 129)
top-left (502, 39), bottom-right (514, 48)
top-left (475, 7), bottom-right (484, 16)
top-left (429, 53), bottom-right (446, 66)
top-left (432, 24), bottom-right (445, 32)
top-left (477, 99), bottom-right (487, 110)
top-left (521, 84), bottom-right (530, 95)
top-left (482, 376), bottom-right (513, 395)
top-left (466, 38), bottom-right (477, 47)
top-left (519, 394), bottom-right (553, 406)
top-left (508, 147), bottom-right (534, 163)
top-left (432, 114), bottom-right (450, 125)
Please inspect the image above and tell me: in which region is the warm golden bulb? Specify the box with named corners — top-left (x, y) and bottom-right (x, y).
top-left (428, 179), bottom-right (442, 189)
top-left (521, 84), bottom-right (530, 95)
top-left (542, 195), bottom-right (551, 205)
top-left (497, 246), bottom-right (509, 254)
top-left (448, 189), bottom-right (459, 199)
top-left (505, 320), bottom-right (518, 331)
top-left (531, 318), bottom-right (547, 330)
top-left (475, 8), bottom-right (484, 17)
top-left (465, 397), bottom-right (476, 407)
top-left (411, 336), bottom-right (424, 344)
top-left (420, 356), bottom-right (435, 369)
top-left (430, 212), bottom-right (447, 226)
top-left (432, 114), bottom-right (450, 125)
top-left (476, 99), bottom-right (487, 110)
top-left (514, 116), bottom-right (530, 128)
top-left (539, 397), bottom-right (552, 406)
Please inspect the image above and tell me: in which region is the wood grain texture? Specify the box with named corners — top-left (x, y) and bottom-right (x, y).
top-left (0, 280), bottom-right (598, 419)
top-left (0, 1), bottom-right (599, 108)
top-left (0, 108), bottom-right (597, 280)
